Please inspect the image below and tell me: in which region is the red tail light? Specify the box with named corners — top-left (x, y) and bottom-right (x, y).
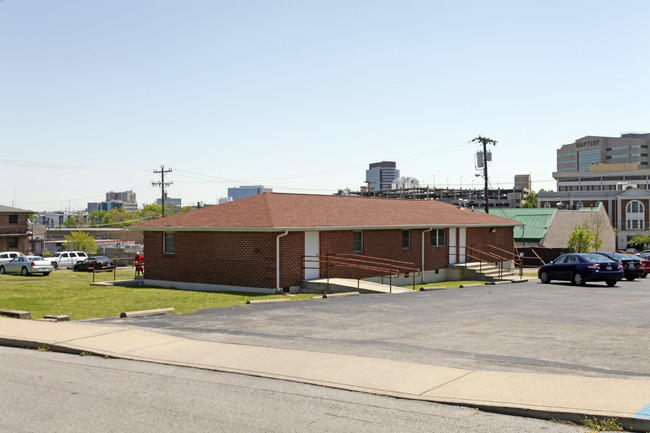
top-left (618, 263), bottom-right (623, 270)
top-left (30, 261), bottom-right (35, 266)
top-left (587, 264), bottom-right (600, 269)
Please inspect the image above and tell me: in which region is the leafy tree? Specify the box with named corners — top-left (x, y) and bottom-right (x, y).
top-left (139, 204), bottom-right (164, 221)
top-left (62, 216), bottom-right (78, 228)
top-left (630, 232), bottom-right (650, 250)
top-left (107, 207), bottom-right (133, 227)
top-left (521, 189), bottom-right (546, 209)
top-left (567, 225), bottom-right (593, 253)
top-left (64, 231), bottom-right (98, 254)
top-left (88, 210), bottom-right (110, 227)
top-left (521, 192), bottom-right (538, 208)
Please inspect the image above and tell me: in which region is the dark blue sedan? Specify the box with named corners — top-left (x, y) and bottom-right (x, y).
top-left (538, 253), bottom-right (623, 286)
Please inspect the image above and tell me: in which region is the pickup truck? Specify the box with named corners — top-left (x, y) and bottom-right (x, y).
top-left (49, 251), bottom-right (89, 269)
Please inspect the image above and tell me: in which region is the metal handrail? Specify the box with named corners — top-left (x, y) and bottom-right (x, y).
top-left (302, 254), bottom-right (421, 292)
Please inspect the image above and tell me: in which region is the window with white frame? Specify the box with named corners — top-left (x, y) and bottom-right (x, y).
top-left (163, 232), bottom-right (176, 254)
top-left (626, 200), bottom-right (645, 230)
top-left (544, 202), bottom-right (551, 208)
top-left (402, 230), bottom-right (411, 249)
top-left (352, 231), bottom-right (363, 252)
top-left (576, 202), bottom-right (583, 209)
top-left (430, 229), bottom-right (445, 247)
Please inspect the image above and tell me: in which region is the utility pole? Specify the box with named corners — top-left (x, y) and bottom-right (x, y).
top-left (152, 165), bottom-right (173, 217)
top-left (470, 136), bottom-right (498, 214)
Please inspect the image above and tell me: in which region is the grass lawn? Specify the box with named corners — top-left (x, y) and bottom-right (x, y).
top-left (0, 270), bottom-right (314, 321)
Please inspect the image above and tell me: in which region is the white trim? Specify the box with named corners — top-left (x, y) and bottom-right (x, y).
top-left (134, 223), bottom-right (521, 232)
top-left (276, 230), bottom-right (289, 291)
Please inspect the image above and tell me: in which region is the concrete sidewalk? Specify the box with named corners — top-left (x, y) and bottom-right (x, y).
top-left (1, 317), bottom-right (649, 431)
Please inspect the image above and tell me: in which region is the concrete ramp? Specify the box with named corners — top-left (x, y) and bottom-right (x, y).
top-left (301, 278), bottom-right (411, 294)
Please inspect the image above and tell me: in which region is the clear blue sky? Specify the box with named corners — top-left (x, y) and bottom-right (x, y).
top-left (2, 0), bottom-right (649, 211)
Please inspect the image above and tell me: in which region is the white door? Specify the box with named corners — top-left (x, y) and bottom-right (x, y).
top-left (304, 231), bottom-right (320, 280)
top-left (448, 228), bottom-right (457, 265)
top-left (458, 227), bottom-right (466, 264)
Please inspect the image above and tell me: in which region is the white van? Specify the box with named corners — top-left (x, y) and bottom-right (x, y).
top-left (50, 251), bottom-right (89, 269)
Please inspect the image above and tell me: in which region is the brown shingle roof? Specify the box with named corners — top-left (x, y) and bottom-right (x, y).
top-left (135, 193), bottom-right (521, 231)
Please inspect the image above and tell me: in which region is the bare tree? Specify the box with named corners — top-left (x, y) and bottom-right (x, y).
top-left (582, 213), bottom-right (608, 252)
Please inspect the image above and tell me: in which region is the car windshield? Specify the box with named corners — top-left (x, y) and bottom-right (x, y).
top-left (583, 254), bottom-right (614, 262)
top-left (27, 256), bottom-right (44, 261)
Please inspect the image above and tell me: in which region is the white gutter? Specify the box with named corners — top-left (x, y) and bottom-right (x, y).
top-left (276, 230), bottom-right (289, 292)
top-left (132, 222), bottom-right (523, 232)
top-left (422, 227), bottom-right (433, 284)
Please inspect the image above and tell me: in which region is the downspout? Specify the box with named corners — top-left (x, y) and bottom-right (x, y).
top-left (276, 230), bottom-right (289, 292)
top-left (421, 228), bottom-right (433, 283)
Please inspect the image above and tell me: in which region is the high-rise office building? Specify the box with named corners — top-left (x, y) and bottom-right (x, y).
top-left (366, 161), bottom-right (400, 191)
top-left (554, 133), bottom-right (650, 191)
top-left (227, 185), bottom-right (272, 201)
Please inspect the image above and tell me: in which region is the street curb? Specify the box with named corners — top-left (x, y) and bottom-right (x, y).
top-left (323, 292), bottom-right (360, 298)
top-left (0, 309), bottom-right (31, 319)
top-left (246, 299), bottom-right (290, 305)
top-left (120, 308), bottom-right (175, 318)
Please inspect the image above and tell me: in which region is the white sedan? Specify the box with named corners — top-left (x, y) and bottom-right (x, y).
top-left (0, 255), bottom-right (54, 276)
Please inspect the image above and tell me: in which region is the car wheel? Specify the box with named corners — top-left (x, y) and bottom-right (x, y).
top-left (626, 276), bottom-right (636, 281)
top-left (572, 272), bottom-right (585, 286)
top-left (21, 267), bottom-right (29, 276)
top-left (0, 266), bottom-right (5, 274)
top-left (606, 280), bottom-right (617, 287)
top-left (43, 272), bottom-right (51, 276)
top-left (539, 271), bottom-right (550, 284)
top-left (53, 263), bottom-right (58, 270)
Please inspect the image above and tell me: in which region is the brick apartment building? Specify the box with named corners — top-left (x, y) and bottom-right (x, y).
top-left (0, 205), bottom-right (33, 254)
top-left (135, 193), bottom-right (520, 292)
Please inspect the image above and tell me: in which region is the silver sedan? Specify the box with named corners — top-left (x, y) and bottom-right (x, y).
top-left (0, 255), bottom-right (54, 276)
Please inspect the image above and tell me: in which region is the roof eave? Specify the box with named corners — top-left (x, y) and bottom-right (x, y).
top-left (133, 222), bottom-right (522, 232)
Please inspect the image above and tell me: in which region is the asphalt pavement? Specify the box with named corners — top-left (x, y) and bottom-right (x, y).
top-left (2, 278), bottom-right (650, 430)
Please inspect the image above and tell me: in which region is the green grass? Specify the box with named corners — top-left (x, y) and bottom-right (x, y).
top-left (0, 270), bottom-right (314, 321)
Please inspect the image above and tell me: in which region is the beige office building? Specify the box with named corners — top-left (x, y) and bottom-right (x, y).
top-left (554, 133), bottom-right (650, 192)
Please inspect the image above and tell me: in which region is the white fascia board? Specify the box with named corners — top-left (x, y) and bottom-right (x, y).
top-left (134, 222), bottom-right (522, 232)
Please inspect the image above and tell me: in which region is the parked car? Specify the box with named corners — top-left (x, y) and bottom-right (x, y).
top-left (0, 255), bottom-right (54, 276)
top-left (73, 256), bottom-right (116, 272)
top-left (631, 255), bottom-right (650, 278)
top-left (538, 253), bottom-right (623, 286)
top-left (49, 251), bottom-right (89, 269)
top-left (0, 251), bottom-right (25, 264)
top-left (593, 252), bottom-right (645, 281)
top-left (637, 250), bottom-right (650, 259)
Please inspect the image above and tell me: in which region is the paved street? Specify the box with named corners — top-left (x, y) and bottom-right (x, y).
top-left (89, 278), bottom-right (650, 380)
top-left (0, 346), bottom-right (589, 433)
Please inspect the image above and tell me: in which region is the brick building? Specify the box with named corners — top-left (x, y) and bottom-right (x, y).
top-left (135, 193), bottom-right (520, 292)
top-left (0, 205), bottom-right (33, 254)
top-left (538, 187), bottom-right (649, 249)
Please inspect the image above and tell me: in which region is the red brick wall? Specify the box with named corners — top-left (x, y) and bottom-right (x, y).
top-left (466, 227), bottom-right (515, 259)
top-left (0, 212), bottom-right (30, 253)
top-left (620, 198), bottom-right (650, 230)
top-left (144, 226), bottom-right (514, 289)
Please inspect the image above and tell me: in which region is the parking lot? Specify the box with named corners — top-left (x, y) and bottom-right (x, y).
top-left (89, 278), bottom-right (650, 380)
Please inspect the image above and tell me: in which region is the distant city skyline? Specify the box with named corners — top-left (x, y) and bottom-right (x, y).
top-left (3, 1), bottom-right (649, 210)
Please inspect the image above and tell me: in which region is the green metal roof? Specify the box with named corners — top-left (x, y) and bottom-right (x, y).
top-left (477, 208), bottom-right (557, 242)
